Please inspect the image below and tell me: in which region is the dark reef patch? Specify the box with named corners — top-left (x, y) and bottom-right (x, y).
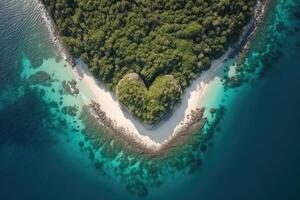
top-left (78, 102), bottom-right (225, 197)
top-left (28, 71), bottom-right (52, 86)
top-left (62, 105), bottom-right (78, 117)
top-left (61, 80), bottom-right (79, 96)
top-left (224, 0), bottom-right (297, 88)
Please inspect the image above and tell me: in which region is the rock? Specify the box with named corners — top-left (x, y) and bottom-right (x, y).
top-left (28, 71), bottom-right (51, 86)
top-left (68, 79), bottom-right (77, 86)
top-left (62, 105), bottom-right (78, 116)
top-left (62, 80), bottom-right (79, 95)
top-left (209, 108), bottom-right (217, 113)
top-left (62, 80), bottom-right (72, 94)
top-left (125, 181), bottom-right (148, 198)
top-left (229, 76), bottom-right (241, 87)
top-left (78, 141), bottom-right (84, 148)
top-left (276, 22), bottom-right (286, 32)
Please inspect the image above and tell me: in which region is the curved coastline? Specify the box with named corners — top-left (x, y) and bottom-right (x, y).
top-left (37, 0), bottom-right (271, 157)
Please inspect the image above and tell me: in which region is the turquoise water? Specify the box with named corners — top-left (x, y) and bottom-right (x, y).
top-left (1, 0), bottom-right (300, 199)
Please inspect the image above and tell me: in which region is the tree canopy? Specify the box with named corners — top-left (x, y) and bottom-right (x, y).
top-left (116, 73), bottom-right (182, 124)
top-left (42, 0), bottom-right (256, 124)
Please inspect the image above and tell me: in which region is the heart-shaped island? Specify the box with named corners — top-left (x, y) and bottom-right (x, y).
top-left (42, 0), bottom-right (256, 124)
top-left (116, 73), bottom-right (182, 124)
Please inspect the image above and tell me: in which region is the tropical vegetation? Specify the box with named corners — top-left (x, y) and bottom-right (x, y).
top-left (42, 0), bottom-right (256, 124)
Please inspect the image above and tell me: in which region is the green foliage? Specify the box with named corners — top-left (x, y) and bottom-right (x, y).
top-left (116, 73), bottom-right (182, 124)
top-left (90, 30), bottom-right (105, 44)
top-left (177, 22), bottom-right (203, 38)
top-left (42, 0), bottom-right (256, 123)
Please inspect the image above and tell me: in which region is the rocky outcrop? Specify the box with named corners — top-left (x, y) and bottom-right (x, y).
top-left (237, 0), bottom-right (273, 65)
top-left (62, 79), bottom-right (79, 96)
top-left (89, 100), bottom-right (207, 158)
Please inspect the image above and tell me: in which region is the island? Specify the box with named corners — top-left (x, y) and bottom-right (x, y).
top-left (36, 0), bottom-right (271, 159)
top-left (30, 0), bottom-right (272, 196)
top-left (41, 0), bottom-right (256, 125)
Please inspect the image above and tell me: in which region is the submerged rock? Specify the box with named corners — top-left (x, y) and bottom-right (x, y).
top-left (28, 71), bottom-right (51, 86)
top-left (62, 79), bottom-right (79, 95)
top-left (276, 21), bottom-right (287, 32)
top-left (78, 141), bottom-right (84, 148)
top-left (62, 105), bottom-right (78, 116)
top-left (209, 108), bottom-right (217, 114)
top-left (39, 88), bottom-right (45, 97)
top-left (125, 180), bottom-right (148, 198)
top-left (228, 76), bottom-right (242, 88)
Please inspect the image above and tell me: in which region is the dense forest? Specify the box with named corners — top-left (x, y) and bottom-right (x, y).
top-left (116, 73), bottom-right (182, 123)
top-left (42, 0), bottom-right (256, 124)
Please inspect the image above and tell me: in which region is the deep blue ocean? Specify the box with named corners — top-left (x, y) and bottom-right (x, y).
top-left (1, 0), bottom-right (300, 199)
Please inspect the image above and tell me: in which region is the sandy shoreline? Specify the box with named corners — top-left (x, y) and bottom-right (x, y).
top-left (74, 54), bottom-right (226, 143)
top-left (38, 0), bottom-right (270, 153)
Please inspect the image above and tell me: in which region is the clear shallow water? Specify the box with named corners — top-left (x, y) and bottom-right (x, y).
top-left (1, 0), bottom-right (300, 199)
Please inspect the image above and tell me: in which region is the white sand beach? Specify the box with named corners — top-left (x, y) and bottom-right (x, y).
top-left (70, 4), bottom-right (261, 146)
top-left (38, 0), bottom-right (268, 149)
top-left (74, 53), bottom-right (228, 145)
